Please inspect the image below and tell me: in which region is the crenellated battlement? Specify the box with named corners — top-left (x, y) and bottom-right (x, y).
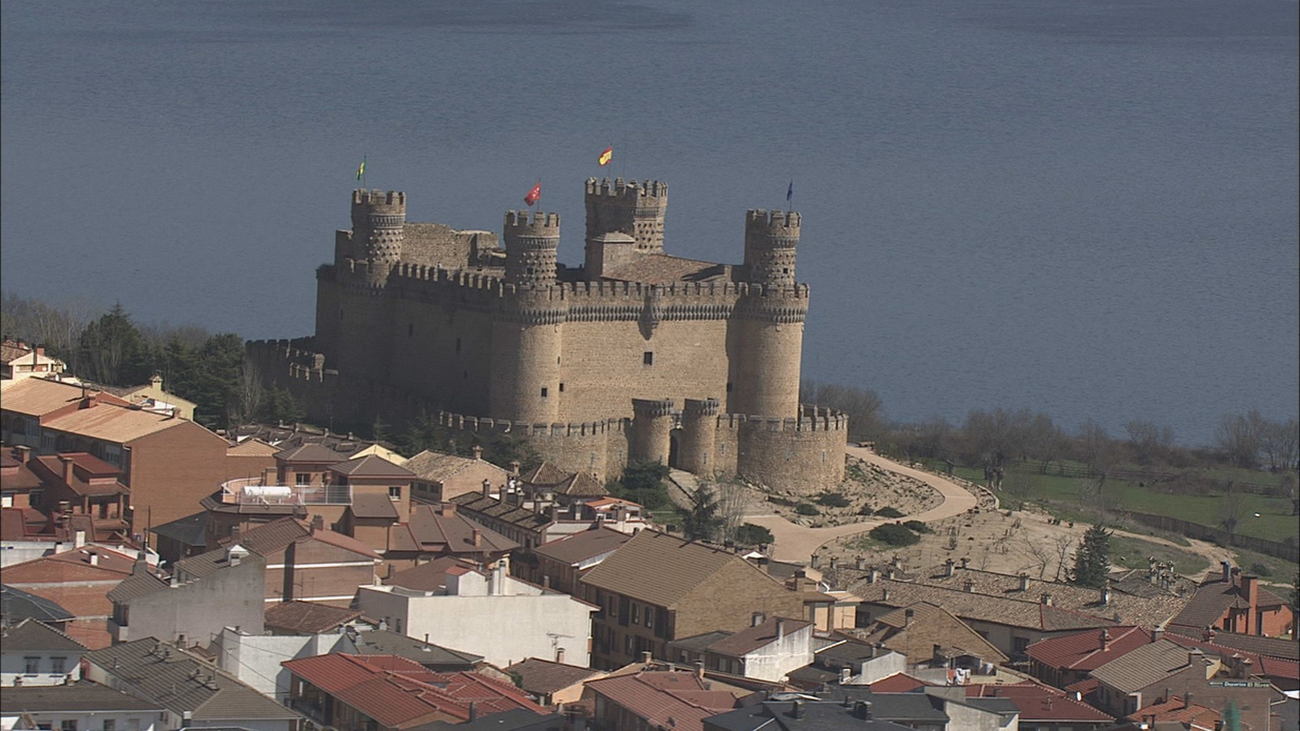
top-left (715, 405), bottom-right (849, 432)
top-left (746, 209), bottom-right (800, 232)
top-left (584, 177), bottom-right (668, 202)
top-left (503, 209), bottom-right (561, 233)
top-left (352, 189), bottom-right (406, 210)
top-left (436, 410), bottom-right (629, 438)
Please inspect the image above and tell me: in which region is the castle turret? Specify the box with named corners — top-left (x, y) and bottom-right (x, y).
top-left (351, 189), bottom-right (406, 283)
top-left (630, 398), bottom-right (675, 465)
top-left (584, 178), bottom-right (668, 279)
top-left (731, 210), bottom-right (807, 418)
top-left (503, 210), bottom-right (560, 286)
top-left (743, 209), bottom-right (799, 288)
top-left (678, 398), bottom-right (720, 476)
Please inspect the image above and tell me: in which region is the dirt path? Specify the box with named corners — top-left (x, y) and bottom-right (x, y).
top-left (745, 446), bottom-right (981, 562)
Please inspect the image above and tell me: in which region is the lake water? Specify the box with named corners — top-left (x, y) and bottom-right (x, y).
top-left (2, 0), bottom-right (1296, 445)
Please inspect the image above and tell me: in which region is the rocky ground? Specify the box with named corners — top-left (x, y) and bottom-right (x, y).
top-left (754, 457), bottom-right (943, 529)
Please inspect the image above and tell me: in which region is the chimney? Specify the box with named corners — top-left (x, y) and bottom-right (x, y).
top-left (472, 529), bottom-right (482, 547)
top-left (1100, 629), bottom-right (1111, 652)
top-left (960, 557), bottom-right (970, 569)
top-left (59, 454), bottom-right (75, 485)
top-left (1183, 691), bottom-right (1193, 708)
top-left (482, 479), bottom-right (492, 498)
top-left (509, 460), bottom-right (521, 476)
top-left (440, 502), bottom-right (457, 517)
top-left (694, 660), bottom-right (705, 679)
top-left (1240, 575), bottom-right (1257, 604)
top-left (904, 608), bottom-right (915, 627)
top-left (74, 530), bottom-right (87, 549)
top-left (840, 667), bottom-right (852, 684)
top-left (472, 445), bottom-right (483, 461)
top-left (89, 551), bottom-right (99, 566)
top-left (855, 556), bottom-right (865, 570)
top-left (776, 619), bottom-right (786, 640)
top-left (1100, 582), bottom-right (1111, 606)
top-left (641, 651), bottom-right (653, 663)
top-left (1230, 566), bottom-right (1241, 586)
top-left (882, 587), bottom-right (890, 602)
top-left (468, 701), bottom-right (478, 721)
top-left (829, 556), bottom-right (839, 570)
top-left (945, 559), bottom-right (955, 577)
top-left (887, 567), bottom-right (897, 581)
top-left (230, 525), bottom-right (241, 543)
top-left (1203, 627), bottom-right (1216, 643)
top-left (963, 579), bottom-right (975, 593)
top-left (1152, 626), bottom-right (1164, 641)
top-left (854, 701), bottom-right (873, 720)
top-left (1018, 573), bottom-right (1030, 591)
top-left (1040, 593), bottom-right (1053, 606)
top-left (810, 554), bottom-right (821, 569)
top-left (555, 647), bottom-right (565, 663)
top-left (752, 612), bottom-right (766, 627)
top-left (868, 567), bottom-right (879, 583)
top-left (791, 699), bottom-right (805, 720)
top-left (310, 514), bottom-right (324, 534)
top-left (15, 445), bottom-right (31, 464)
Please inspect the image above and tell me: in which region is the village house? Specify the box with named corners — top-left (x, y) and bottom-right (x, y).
top-left (584, 667), bottom-right (748, 731)
top-left (356, 561), bottom-right (596, 668)
top-left (373, 502), bottom-right (518, 571)
top-left (0, 584), bottom-right (75, 631)
top-left (451, 490), bottom-right (557, 549)
top-left (782, 640), bottom-right (911, 690)
top-left (108, 549), bottom-right (266, 645)
top-left (845, 601), bottom-right (1009, 683)
top-left (579, 530), bottom-right (833, 670)
top-left (1, 544), bottom-right (139, 649)
top-left (85, 638), bottom-right (303, 731)
top-left (1024, 625), bottom-right (1153, 689)
top-left (0, 618), bottom-right (86, 687)
top-left (281, 653), bottom-right (549, 729)
top-left (0, 341), bottom-right (65, 385)
top-left (403, 445), bottom-right (511, 503)
top-left (1163, 626), bottom-right (1300, 692)
top-left (0, 377), bottom-right (239, 530)
top-left (0, 680), bottom-right (164, 731)
top-left (518, 524), bottom-right (632, 595)
top-left (517, 461), bottom-right (609, 506)
top-left (697, 614), bottom-right (816, 682)
top-left (18, 451), bottom-right (131, 543)
top-left (99, 374), bottom-right (198, 421)
top-left (965, 682), bottom-right (1114, 731)
top-left (502, 657), bottom-right (606, 708)
top-left (177, 516), bottom-right (380, 607)
top-left (1168, 562), bottom-right (1295, 638)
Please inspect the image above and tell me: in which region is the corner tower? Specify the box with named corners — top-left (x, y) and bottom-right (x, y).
top-left (351, 190), bottom-right (406, 284)
top-left (730, 210), bottom-right (807, 418)
top-left (584, 178), bottom-right (668, 278)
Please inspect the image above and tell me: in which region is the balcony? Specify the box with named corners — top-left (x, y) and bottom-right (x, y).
top-left (219, 477), bottom-right (351, 506)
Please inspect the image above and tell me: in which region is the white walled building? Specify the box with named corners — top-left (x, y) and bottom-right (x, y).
top-left (356, 563), bottom-right (596, 668)
top-left (0, 619), bottom-right (85, 687)
top-left (702, 615), bottom-right (815, 682)
top-left (0, 681), bottom-right (162, 731)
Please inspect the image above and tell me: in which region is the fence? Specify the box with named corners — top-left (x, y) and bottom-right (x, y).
top-left (1122, 511), bottom-right (1299, 563)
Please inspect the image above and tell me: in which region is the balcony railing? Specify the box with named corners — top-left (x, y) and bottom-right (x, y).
top-left (220, 477), bottom-right (351, 506)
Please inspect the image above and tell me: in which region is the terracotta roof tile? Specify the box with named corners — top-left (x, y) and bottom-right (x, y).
top-left (385, 557), bottom-right (480, 592)
top-left (966, 682), bottom-right (1112, 722)
top-left (41, 403), bottom-right (190, 444)
top-left (1089, 639), bottom-right (1201, 694)
top-left (1026, 625), bottom-right (1153, 671)
top-left (706, 616), bottom-right (810, 657)
top-left (265, 601), bottom-right (363, 634)
top-left (579, 530), bottom-right (748, 608)
top-left (1125, 696), bottom-right (1221, 726)
top-left (329, 453), bottom-right (416, 478)
top-left (404, 450), bottom-right (506, 482)
top-left (503, 658), bottom-right (603, 695)
top-left (275, 443), bottom-right (346, 464)
top-left (850, 578), bottom-right (1115, 632)
top-left (583, 670), bottom-right (740, 731)
top-left (533, 526), bottom-right (631, 565)
top-left (349, 492), bottom-right (401, 520)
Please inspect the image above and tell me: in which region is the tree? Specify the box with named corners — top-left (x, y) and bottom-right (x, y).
top-left (1260, 418), bottom-right (1299, 473)
top-left (1125, 420), bottom-right (1175, 465)
top-left (1214, 411), bottom-right (1266, 468)
top-left (1282, 473), bottom-right (1299, 517)
top-left (1069, 524), bottom-right (1112, 588)
top-left (679, 486), bottom-right (723, 542)
top-left (801, 381), bottom-right (886, 440)
top-left (78, 304), bottom-right (151, 385)
top-left (1219, 483), bottom-right (1246, 545)
top-left (1075, 419), bottom-right (1114, 474)
top-left (610, 461), bottom-right (671, 512)
top-left (734, 523), bottom-right (774, 548)
top-left (1003, 472), bottom-right (1038, 510)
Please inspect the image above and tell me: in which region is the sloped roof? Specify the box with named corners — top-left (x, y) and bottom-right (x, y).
top-left (966, 682), bottom-right (1113, 722)
top-left (265, 601), bottom-right (363, 634)
top-left (182, 518), bottom-right (376, 577)
top-left (389, 504), bottom-right (518, 556)
top-left (385, 557), bottom-right (480, 592)
top-left (1165, 627), bottom-right (1299, 660)
top-left (0, 617), bottom-right (87, 652)
top-left (1089, 639), bottom-right (1201, 694)
top-left (453, 493), bottom-right (554, 531)
top-left (347, 629), bottom-right (483, 667)
top-left (350, 492), bottom-right (401, 520)
top-left (847, 601), bottom-right (1009, 664)
top-left (151, 511), bottom-right (208, 549)
top-left (403, 450), bottom-right (507, 483)
top-left (1124, 695), bottom-right (1221, 726)
top-left (0, 584), bottom-right (75, 624)
top-left (0, 456), bottom-right (43, 491)
top-left (41, 402), bottom-right (194, 444)
top-left (1168, 576), bottom-right (1289, 631)
top-left (520, 462), bottom-right (569, 487)
top-left (850, 578), bottom-right (1115, 633)
top-left (707, 616), bottom-right (812, 657)
top-left (533, 526), bottom-right (631, 565)
top-left (86, 638), bottom-right (301, 721)
top-left (503, 657), bottom-right (604, 695)
top-left (0, 377), bottom-right (89, 416)
top-left (1025, 625), bottom-right (1153, 671)
top-left (106, 562), bottom-right (170, 602)
top-left (329, 453), bottom-right (416, 478)
top-left (554, 471), bottom-right (608, 498)
top-left (579, 530), bottom-right (750, 608)
top-left (583, 670), bottom-right (740, 731)
top-left (0, 680), bottom-right (162, 713)
top-left (3, 546), bottom-right (137, 582)
top-left (227, 437), bottom-right (280, 456)
top-left (275, 443), bottom-right (346, 464)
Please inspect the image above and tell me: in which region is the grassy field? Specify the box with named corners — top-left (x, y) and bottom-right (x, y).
top-left (945, 465), bottom-right (1296, 543)
top-left (1109, 535), bottom-right (1210, 576)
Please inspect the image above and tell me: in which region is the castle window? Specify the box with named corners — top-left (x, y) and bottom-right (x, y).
top-left (726, 382), bottom-right (733, 393)
top-left (643, 352), bottom-right (654, 366)
top-left (541, 387), bottom-right (549, 398)
top-left (559, 383), bottom-right (565, 392)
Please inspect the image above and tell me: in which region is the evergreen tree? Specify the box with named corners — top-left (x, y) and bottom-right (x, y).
top-left (679, 486), bottom-right (723, 542)
top-left (77, 304), bottom-right (151, 385)
top-left (1069, 524), bottom-right (1112, 588)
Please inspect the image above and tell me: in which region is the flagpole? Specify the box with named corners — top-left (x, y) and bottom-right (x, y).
top-left (363, 155), bottom-right (367, 189)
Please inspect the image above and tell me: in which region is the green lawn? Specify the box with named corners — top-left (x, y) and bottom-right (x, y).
top-left (1109, 535), bottom-right (1210, 577)
top-left (945, 465), bottom-right (1296, 544)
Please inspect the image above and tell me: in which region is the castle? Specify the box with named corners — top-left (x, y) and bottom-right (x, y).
top-left (249, 178), bottom-right (847, 492)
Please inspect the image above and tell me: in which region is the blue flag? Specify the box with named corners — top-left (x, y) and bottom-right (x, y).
top-left (786, 180), bottom-right (794, 202)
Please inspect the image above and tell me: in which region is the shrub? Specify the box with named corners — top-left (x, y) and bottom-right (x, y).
top-left (902, 520), bottom-right (932, 534)
top-left (858, 504), bottom-right (875, 516)
top-left (874, 506), bottom-right (904, 518)
top-left (869, 523), bottom-right (920, 547)
top-left (795, 503), bottom-right (821, 516)
top-left (735, 523), bottom-right (776, 547)
top-left (1249, 562), bottom-right (1272, 577)
top-left (816, 492), bottom-right (851, 508)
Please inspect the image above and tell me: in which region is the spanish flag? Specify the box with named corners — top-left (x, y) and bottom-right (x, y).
top-left (598, 146), bottom-right (613, 166)
top-left (356, 158), bottom-right (366, 181)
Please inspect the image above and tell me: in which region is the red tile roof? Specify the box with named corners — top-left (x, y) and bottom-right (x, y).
top-left (583, 670), bottom-right (741, 731)
top-left (1125, 695), bottom-right (1221, 726)
top-left (264, 601), bottom-right (363, 634)
top-left (966, 682), bottom-right (1113, 722)
top-left (866, 673), bottom-right (932, 692)
top-left (706, 616), bottom-right (811, 657)
top-left (1025, 625), bottom-right (1153, 671)
top-left (282, 654), bottom-right (545, 725)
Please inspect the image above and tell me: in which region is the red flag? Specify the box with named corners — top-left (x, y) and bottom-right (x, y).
top-left (524, 181), bottom-right (541, 206)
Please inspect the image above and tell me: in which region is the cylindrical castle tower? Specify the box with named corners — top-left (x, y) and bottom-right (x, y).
top-left (678, 398), bottom-right (720, 476)
top-left (584, 178), bottom-right (668, 272)
top-left (503, 210), bottom-right (560, 286)
top-left (630, 398), bottom-right (675, 465)
top-left (490, 210), bottom-right (565, 424)
top-left (730, 210), bottom-right (806, 418)
top-left (351, 190), bottom-right (406, 284)
top-left (743, 209), bottom-right (798, 288)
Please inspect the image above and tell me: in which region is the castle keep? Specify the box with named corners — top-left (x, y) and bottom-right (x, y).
top-left (250, 178), bottom-right (846, 492)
